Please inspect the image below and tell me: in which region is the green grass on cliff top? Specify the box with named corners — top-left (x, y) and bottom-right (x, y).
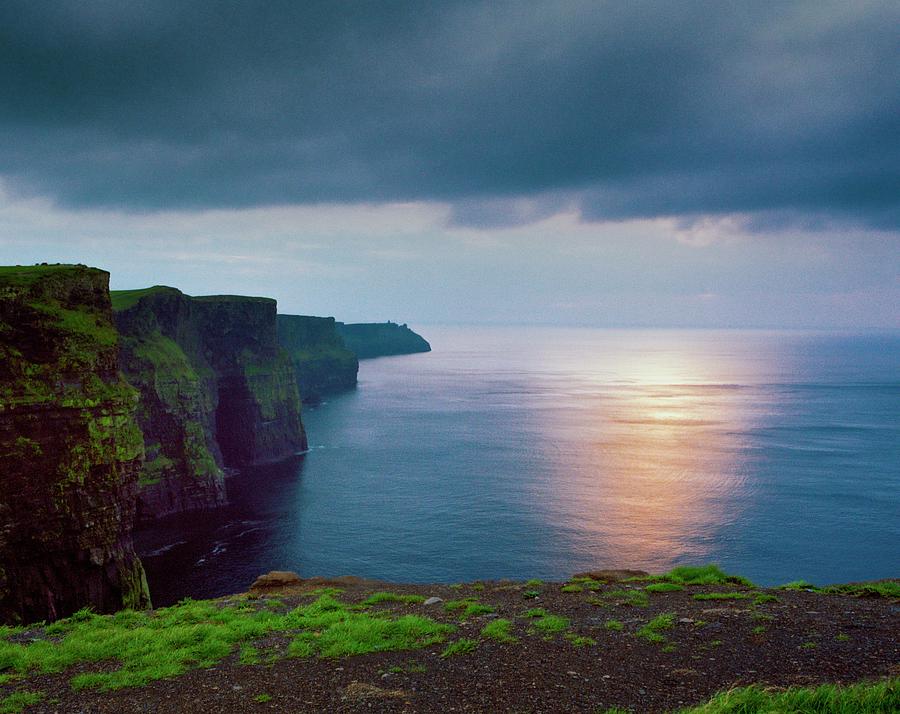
top-left (0, 594), bottom-right (453, 692)
top-left (109, 286), bottom-right (178, 311)
top-left (0, 264), bottom-right (95, 287)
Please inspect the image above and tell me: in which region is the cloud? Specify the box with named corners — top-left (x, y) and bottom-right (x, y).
top-left (0, 1), bottom-right (897, 229)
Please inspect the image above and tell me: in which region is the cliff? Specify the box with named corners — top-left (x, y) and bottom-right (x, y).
top-left (192, 296), bottom-right (307, 466)
top-left (111, 287), bottom-right (226, 522)
top-left (112, 289), bottom-right (307, 521)
top-left (0, 264), bottom-right (150, 623)
top-left (276, 314), bottom-right (359, 403)
top-left (336, 321), bottom-right (431, 359)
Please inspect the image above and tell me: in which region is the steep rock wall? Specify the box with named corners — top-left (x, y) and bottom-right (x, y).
top-left (192, 296), bottom-right (307, 466)
top-left (113, 290), bottom-right (307, 521)
top-left (0, 265), bottom-right (150, 623)
top-left (276, 314), bottom-right (358, 403)
top-left (112, 288), bottom-right (225, 523)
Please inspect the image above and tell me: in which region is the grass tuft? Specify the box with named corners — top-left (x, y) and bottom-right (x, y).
top-left (645, 582), bottom-right (684, 593)
top-left (636, 613), bottom-right (676, 644)
top-left (693, 592), bottom-right (753, 601)
top-left (602, 589), bottom-right (649, 607)
top-left (640, 565), bottom-right (754, 587)
top-left (529, 614), bottom-right (570, 634)
top-left (480, 619), bottom-right (517, 644)
top-left (0, 691), bottom-right (43, 714)
top-left (604, 619), bottom-right (624, 631)
top-left (360, 592), bottom-right (427, 607)
top-left (675, 678), bottom-right (899, 713)
top-left (443, 599), bottom-right (495, 619)
top-left (440, 638), bottom-right (478, 658)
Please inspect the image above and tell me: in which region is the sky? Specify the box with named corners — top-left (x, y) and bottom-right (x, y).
top-left (0, 1), bottom-right (897, 328)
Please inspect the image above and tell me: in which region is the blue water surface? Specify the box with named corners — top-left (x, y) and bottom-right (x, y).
top-left (136, 328), bottom-right (900, 605)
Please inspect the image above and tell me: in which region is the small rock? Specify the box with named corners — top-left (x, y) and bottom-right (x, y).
top-left (678, 618), bottom-right (695, 624)
top-left (249, 571), bottom-right (303, 592)
top-left (423, 597), bottom-right (443, 606)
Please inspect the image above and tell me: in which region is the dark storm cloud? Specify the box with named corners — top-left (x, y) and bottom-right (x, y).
top-left (0, 0), bottom-right (897, 226)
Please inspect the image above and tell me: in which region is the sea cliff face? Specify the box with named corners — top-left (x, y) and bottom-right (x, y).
top-left (112, 287), bottom-right (226, 522)
top-left (276, 314), bottom-right (359, 403)
top-left (113, 289), bottom-right (307, 521)
top-left (0, 265), bottom-right (150, 623)
top-left (192, 296), bottom-right (307, 466)
top-left (336, 321), bottom-right (431, 359)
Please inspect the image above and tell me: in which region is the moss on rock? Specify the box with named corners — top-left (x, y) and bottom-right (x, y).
top-left (0, 264), bottom-right (151, 624)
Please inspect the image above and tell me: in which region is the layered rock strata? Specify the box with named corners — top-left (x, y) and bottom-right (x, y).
top-left (0, 265), bottom-right (150, 623)
top-left (112, 288), bottom-right (307, 522)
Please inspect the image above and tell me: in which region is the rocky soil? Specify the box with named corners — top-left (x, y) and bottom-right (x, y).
top-left (10, 572), bottom-right (898, 713)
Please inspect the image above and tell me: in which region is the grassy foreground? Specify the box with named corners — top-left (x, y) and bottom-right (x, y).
top-left (0, 590), bottom-right (451, 693)
top-left (679, 678), bottom-right (897, 713)
top-left (0, 566), bottom-right (896, 712)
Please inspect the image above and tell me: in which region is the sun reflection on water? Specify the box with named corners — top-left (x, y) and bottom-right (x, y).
top-left (537, 341), bottom-right (759, 571)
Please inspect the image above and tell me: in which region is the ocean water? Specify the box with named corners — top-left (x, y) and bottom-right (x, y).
top-left (135, 327), bottom-right (900, 605)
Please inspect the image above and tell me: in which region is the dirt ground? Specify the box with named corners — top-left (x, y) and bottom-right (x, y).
top-left (10, 575), bottom-right (900, 713)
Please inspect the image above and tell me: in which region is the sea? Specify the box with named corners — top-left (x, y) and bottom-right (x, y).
top-left (134, 327), bottom-right (900, 605)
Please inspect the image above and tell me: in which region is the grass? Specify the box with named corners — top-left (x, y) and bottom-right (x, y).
top-left (109, 286), bottom-right (178, 311)
top-left (561, 584), bottom-right (583, 593)
top-left (569, 577), bottom-right (605, 589)
top-left (522, 608), bottom-right (548, 618)
top-left (645, 582), bottom-right (684, 593)
top-left (524, 579), bottom-right (544, 588)
top-left (778, 580), bottom-right (816, 591)
top-left (522, 589), bottom-right (541, 599)
top-left (0, 595), bottom-right (453, 692)
top-left (0, 692), bottom-right (43, 714)
top-left (601, 589), bottom-right (649, 607)
top-left (820, 581), bottom-right (900, 599)
top-left (253, 693), bottom-right (272, 703)
top-left (238, 644), bottom-right (260, 665)
top-left (440, 638), bottom-right (478, 658)
top-left (636, 613), bottom-right (676, 644)
top-left (693, 592), bottom-right (753, 601)
top-left (361, 592), bottom-right (427, 606)
top-left (752, 593), bottom-right (779, 605)
top-left (636, 565), bottom-right (754, 587)
top-left (443, 599), bottom-right (495, 619)
top-left (565, 634), bottom-right (596, 647)
top-left (604, 619), bottom-right (624, 631)
top-left (776, 579), bottom-right (900, 599)
top-left (676, 678), bottom-right (899, 713)
top-left (528, 614), bottom-right (570, 634)
top-left (480, 619), bottom-right (517, 643)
